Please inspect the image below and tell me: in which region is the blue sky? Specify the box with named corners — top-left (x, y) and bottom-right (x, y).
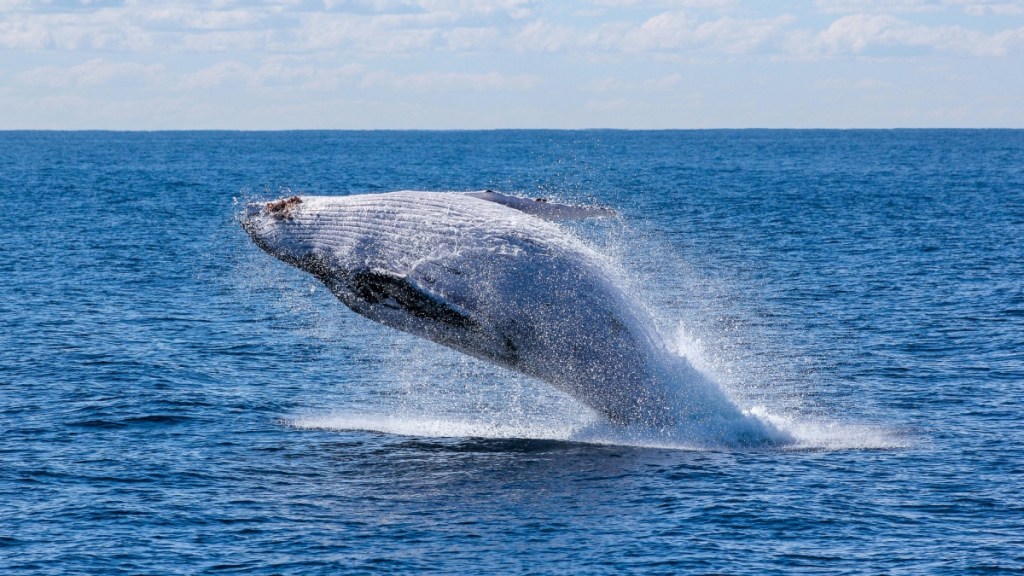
top-left (1, 0), bottom-right (1022, 129)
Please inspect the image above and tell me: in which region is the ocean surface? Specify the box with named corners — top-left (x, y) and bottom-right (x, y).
top-left (2, 130), bottom-right (1022, 574)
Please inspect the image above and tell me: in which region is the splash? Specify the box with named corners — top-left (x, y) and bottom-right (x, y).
top-left (285, 326), bottom-right (906, 452)
top-left (287, 408), bottom-right (906, 452)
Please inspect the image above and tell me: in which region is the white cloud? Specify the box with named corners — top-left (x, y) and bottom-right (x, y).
top-left (350, 0), bottom-right (535, 20)
top-left (623, 11), bottom-right (694, 51)
top-left (814, 0), bottom-right (939, 14)
top-left (181, 29), bottom-right (274, 52)
top-left (955, 1), bottom-right (1024, 16)
top-left (2, 0), bottom-right (1023, 128)
top-left (591, 76), bottom-right (628, 92)
top-left (0, 0), bottom-right (35, 10)
top-left (816, 0), bottom-right (1024, 16)
top-left (645, 72), bottom-right (685, 88)
top-left (445, 26), bottom-right (502, 50)
top-left (815, 13), bottom-right (1024, 56)
top-left (583, 0), bottom-right (737, 9)
top-left (139, 6), bottom-right (263, 30)
top-left (514, 19), bottom-right (580, 52)
top-left (0, 15), bottom-right (50, 49)
top-left (692, 14), bottom-right (795, 53)
top-left (254, 61), bottom-right (366, 90)
top-left (818, 76), bottom-right (892, 88)
top-left (359, 70), bottom-right (541, 91)
top-left (179, 60), bottom-right (251, 89)
top-left (0, 1), bottom-right (531, 53)
top-left (180, 59), bottom-right (367, 90)
top-left (513, 11), bottom-right (796, 56)
top-left (17, 58), bottom-right (165, 87)
top-left (818, 13), bottom-right (902, 52)
top-left (0, 9), bottom-right (155, 51)
top-left (0, 0), bottom-right (1019, 59)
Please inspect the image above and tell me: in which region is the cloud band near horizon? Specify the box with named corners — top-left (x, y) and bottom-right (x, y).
top-left (2, 0), bottom-right (1022, 129)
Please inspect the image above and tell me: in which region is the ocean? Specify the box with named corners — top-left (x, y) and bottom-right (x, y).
top-left (2, 130), bottom-right (1021, 574)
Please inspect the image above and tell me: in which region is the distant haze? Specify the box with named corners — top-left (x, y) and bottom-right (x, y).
top-left (2, 0), bottom-right (1022, 129)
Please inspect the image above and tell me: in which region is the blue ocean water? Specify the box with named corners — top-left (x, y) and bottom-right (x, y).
top-left (1, 130), bottom-right (1022, 574)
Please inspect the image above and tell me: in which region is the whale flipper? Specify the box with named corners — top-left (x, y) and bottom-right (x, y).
top-left (324, 266), bottom-right (522, 369)
top-left (333, 268), bottom-right (477, 330)
top-left (465, 191), bottom-right (617, 220)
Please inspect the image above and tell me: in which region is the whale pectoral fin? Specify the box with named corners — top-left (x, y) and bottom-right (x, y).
top-left (335, 267), bottom-right (521, 369)
top-left (465, 190), bottom-right (617, 220)
top-left (347, 268), bottom-right (478, 330)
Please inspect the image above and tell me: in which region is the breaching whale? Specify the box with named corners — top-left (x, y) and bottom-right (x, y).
top-left (242, 191), bottom-right (762, 433)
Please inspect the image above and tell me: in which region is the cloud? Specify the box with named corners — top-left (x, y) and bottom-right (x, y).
top-left (814, 0), bottom-right (939, 14)
top-left (17, 59), bottom-right (165, 87)
top-left (815, 13), bottom-right (1024, 56)
top-left (818, 77), bottom-right (892, 89)
top-left (514, 19), bottom-right (580, 52)
top-left (816, 0), bottom-right (1024, 16)
top-left (0, 0), bottom-right (1020, 60)
top-left (582, 0), bottom-right (737, 9)
top-left (955, 1), bottom-right (1024, 16)
top-left (179, 60), bottom-right (251, 89)
top-left (692, 14), bottom-right (796, 53)
top-left (328, 0), bottom-right (534, 20)
top-left (0, 1), bottom-right (530, 53)
top-left (0, 9), bottom-right (155, 51)
top-left (623, 11), bottom-right (694, 51)
top-left (180, 59), bottom-right (367, 90)
top-left (645, 72), bottom-right (685, 89)
top-left (818, 13), bottom-right (902, 53)
top-left (359, 70), bottom-right (541, 91)
top-left (512, 11), bottom-right (797, 56)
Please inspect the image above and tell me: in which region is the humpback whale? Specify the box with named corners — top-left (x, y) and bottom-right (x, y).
top-left (243, 191), bottom-right (763, 433)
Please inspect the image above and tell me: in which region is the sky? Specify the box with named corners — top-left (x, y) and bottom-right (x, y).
top-left (1, 0), bottom-right (1022, 129)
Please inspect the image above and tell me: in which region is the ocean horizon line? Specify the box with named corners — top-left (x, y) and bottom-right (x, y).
top-left (2, 126), bottom-right (1022, 133)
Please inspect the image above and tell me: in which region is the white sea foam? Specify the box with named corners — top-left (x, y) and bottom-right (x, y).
top-left (287, 407), bottom-right (906, 451)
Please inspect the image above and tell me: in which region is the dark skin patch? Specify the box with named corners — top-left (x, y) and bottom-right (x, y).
top-left (348, 269), bottom-right (477, 331)
top-left (321, 267), bottom-right (521, 369)
top-left (265, 195), bottom-right (303, 219)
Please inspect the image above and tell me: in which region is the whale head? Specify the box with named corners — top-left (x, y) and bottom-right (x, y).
top-left (241, 193), bottom-right (513, 362)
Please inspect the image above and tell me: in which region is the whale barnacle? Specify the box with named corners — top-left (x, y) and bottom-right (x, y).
top-left (265, 195), bottom-right (303, 219)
